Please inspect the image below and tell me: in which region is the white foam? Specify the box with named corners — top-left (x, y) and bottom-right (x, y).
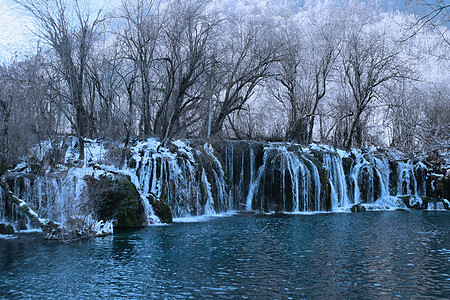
top-left (0, 234), bottom-right (17, 239)
top-left (172, 212), bottom-right (236, 223)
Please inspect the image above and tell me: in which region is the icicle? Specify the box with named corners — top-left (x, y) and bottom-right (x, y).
top-left (374, 156), bottom-right (390, 200)
top-left (247, 149), bottom-right (269, 210)
top-left (351, 150), bottom-right (365, 204)
top-left (202, 169), bottom-right (215, 215)
top-left (302, 156), bottom-right (321, 211)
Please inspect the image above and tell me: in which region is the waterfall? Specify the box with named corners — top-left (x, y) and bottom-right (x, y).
top-left (373, 156), bottom-right (390, 200)
top-left (0, 140), bottom-right (440, 229)
top-left (246, 148), bottom-right (269, 210)
top-left (397, 161), bottom-right (418, 196)
top-left (202, 169), bottom-right (215, 215)
top-left (244, 144), bottom-right (324, 213)
top-left (323, 153), bottom-right (349, 210)
top-left (303, 155), bottom-right (321, 211)
top-left (132, 139), bottom-right (229, 218)
top-left (0, 168), bottom-right (94, 230)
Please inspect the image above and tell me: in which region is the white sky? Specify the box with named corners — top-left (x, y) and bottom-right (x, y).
top-left (0, 0), bottom-right (121, 63)
top-left (0, 0), bottom-right (445, 64)
top-left (0, 0), bottom-right (36, 62)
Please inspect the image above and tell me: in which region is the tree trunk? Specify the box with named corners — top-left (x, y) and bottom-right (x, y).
top-left (0, 100), bottom-right (10, 174)
top-left (345, 110), bottom-right (363, 149)
top-left (75, 103), bottom-right (87, 161)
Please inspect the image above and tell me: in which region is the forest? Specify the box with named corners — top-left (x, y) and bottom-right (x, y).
top-left (0, 0), bottom-right (449, 168)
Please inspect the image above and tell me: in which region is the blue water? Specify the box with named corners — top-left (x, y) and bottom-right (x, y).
top-left (1, 211), bottom-right (449, 299)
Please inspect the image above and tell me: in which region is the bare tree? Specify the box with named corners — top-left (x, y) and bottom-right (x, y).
top-left (209, 11), bottom-right (281, 136)
top-left (0, 66), bottom-right (11, 173)
top-left (273, 7), bottom-right (340, 144)
top-left (152, 0), bottom-right (217, 144)
top-left (0, 50), bottom-right (60, 171)
top-left (86, 39), bottom-right (124, 139)
top-left (118, 0), bottom-right (161, 138)
top-left (14, 0), bottom-right (104, 161)
top-left (339, 12), bottom-right (409, 149)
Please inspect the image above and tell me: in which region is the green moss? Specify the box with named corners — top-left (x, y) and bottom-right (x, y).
top-left (85, 174), bottom-right (143, 228)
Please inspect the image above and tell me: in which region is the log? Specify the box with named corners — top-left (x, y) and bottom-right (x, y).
top-left (0, 177), bottom-right (46, 227)
top-left (0, 176), bottom-right (112, 240)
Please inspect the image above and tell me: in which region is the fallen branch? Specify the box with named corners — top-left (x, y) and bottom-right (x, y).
top-left (0, 176), bottom-right (112, 240)
top-left (0, 177), bottom-right (46, 227)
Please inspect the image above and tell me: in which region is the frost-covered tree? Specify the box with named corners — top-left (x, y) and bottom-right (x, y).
top-left (337, 4), bottom-right (410, 148)
top-left (118, 0), bottom-right (161, 138)
top-left (208, 0), bottom-right (283, 136)
top-left (273, 1), bottom-right (341, 143)
top-left (13, 0), bottom-right (105, 161)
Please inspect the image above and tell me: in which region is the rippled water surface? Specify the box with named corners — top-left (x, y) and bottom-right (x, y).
top-left (1, 211), bottom-right (450, 299)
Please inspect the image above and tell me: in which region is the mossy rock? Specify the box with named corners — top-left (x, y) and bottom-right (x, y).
top-left (350, 203), bottom-right (366, 212)
top-left (0, 223), bottom-right (15, 234)
top-left (147, 194), bottom-right (172, 223)
top-left (85, 174), bottom-right (144, 228)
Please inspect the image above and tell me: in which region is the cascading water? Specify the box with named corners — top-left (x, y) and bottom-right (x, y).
top-left (0, 139), bottom-right (440, 230)
top-left (303, 155), bottom-right (321, 211)
top-left (323, 153), bottom-right (350, 210)
top-left (132, 139), bottom-right (229, 218)
top-left (246, 147), bottom-right (269, 210)
top-left (244, 144), bottom-right (323, 213)
top-left (373, 156), bottom-right (390, 200)
top-left (397, 161), bottom-right (418, 196)
top-left (0, 168), bottom-right (95, 230)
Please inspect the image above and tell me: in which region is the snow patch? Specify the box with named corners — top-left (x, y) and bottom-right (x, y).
top-left (409, 197), bottom-right (423, 207)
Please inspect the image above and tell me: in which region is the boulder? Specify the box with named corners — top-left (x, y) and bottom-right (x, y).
top-left (85, 174), bottom-right (146, 228)
top-left (0, 223), bottom-right (15, 234)
top-left (350, 203), bottom-right (366, 212)
top-left (147, 194), bottom-right (172, 224)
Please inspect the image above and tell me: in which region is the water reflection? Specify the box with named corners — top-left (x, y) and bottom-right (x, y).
top-left (0, 211), bottom-right (449, 298)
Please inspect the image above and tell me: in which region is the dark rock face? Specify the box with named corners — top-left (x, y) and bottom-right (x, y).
top-left (399, 195), bottom-right (449, 210)
top-left (84, 175), bottom-right (145, 228)
top-left (214, 140), bottom-right (265, 210)
top-left (0, 222), bottom-right (15, 234)
top-left (350, 203), bottom-right (366, 212)
top-left (427, 173), bottom-right (450, 202)
top-left (147, 194), bottom-right (172, 224)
